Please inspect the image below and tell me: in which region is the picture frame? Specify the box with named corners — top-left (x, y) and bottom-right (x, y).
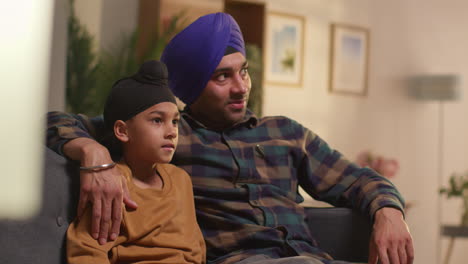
top-left (264, 12), bottom-right (305, 87)
top-left (329, 23), bottom-right (370, 96)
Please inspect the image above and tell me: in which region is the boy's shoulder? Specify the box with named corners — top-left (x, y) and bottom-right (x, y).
top-left (116, 162), bottom-right (132, 181)
top-left (158, 163), bottom-right (190, 179)
top-left (158, 164), bottom-right (193, 193)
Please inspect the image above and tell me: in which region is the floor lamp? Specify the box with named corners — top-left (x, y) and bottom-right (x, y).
top-left (408, 74), bottom-right (461, 264)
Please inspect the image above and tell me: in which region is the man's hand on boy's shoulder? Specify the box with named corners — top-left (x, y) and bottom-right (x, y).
top-left (369, 207), bottom-right (414, 264)
top-left (78, 166), bottom-right (136, 245)
top-left (64, 138), bottom-right (138, 245)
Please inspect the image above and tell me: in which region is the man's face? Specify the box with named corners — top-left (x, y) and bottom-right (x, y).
top-left (189, 52), bottom-right (251, 130)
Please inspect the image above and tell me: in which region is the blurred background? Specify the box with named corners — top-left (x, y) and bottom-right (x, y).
top-left (3, 0), bottom-right (468, 263)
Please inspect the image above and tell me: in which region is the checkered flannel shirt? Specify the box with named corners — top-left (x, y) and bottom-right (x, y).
top-left (47, 109), bottom-right (405, 264)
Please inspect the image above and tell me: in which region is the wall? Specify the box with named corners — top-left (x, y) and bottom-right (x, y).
top-left (261, 0), bottom-right (468, 264)
top-left (391, 2), bottom-right (468, 264)
top-left (74, 0), bottom-right (138, 53)
top-left (99, 0), bottom-right (138, 51)
top-left (160, 0), bottom-right (223, 22)
top-left (47, 0), bottom-right (67, 111)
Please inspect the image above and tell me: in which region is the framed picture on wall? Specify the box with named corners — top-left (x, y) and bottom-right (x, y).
top-left (264, 12), bottom-right (305, 87)
top-left (329, 23), bottom-right (369, 96)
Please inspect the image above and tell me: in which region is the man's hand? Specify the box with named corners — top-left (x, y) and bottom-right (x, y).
top-left (369, 207), bottom-right (414, 264)
top-left (78, 167), bottom-right (133, 245)
top-left (64, 138), bottom-right (138, 245)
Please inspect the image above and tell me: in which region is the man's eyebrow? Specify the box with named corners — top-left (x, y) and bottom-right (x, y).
top-left (212, 60), bottom-right (249, 74)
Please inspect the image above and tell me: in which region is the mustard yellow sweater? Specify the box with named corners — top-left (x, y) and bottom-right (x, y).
top-left (67, 163), bottom-right (206, 264)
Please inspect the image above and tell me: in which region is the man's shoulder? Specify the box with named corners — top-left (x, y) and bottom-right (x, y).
top-left (251, 115), bottom-right (313, 142)
top-left (255, 115), bottom-right (303, 129)
top-left (257, 115), bottom-right (292, 122)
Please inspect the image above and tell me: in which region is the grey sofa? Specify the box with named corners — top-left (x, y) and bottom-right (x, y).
top-left (0, 148), bottom-right (371, 264)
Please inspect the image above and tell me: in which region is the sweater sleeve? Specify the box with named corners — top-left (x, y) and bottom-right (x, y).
top-left (66, 207), bottom-right (116, 264)
top-left (46, 111), bottom-right (105, 156)
top-left (293, 119), bottom-right (405, 221)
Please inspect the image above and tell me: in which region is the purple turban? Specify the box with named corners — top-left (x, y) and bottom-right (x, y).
top-left (161, 12), bottom-right (245, 105)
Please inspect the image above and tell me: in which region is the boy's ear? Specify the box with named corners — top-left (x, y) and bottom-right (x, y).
top-left (114, 120), bottom-right (129, 142)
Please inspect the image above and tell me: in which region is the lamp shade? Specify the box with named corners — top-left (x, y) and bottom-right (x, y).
top-left (408, 74), bottom-right (462, 101)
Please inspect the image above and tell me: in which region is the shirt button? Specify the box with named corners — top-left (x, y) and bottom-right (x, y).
top-left (255, 144), bottom-right (265, 158)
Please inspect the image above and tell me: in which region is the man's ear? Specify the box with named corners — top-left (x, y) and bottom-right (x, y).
top-left (114, 120), bottom-right (129, 142)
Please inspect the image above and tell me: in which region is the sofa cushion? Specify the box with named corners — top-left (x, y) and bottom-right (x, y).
top-left (305, 207), bottom-right (371, 262)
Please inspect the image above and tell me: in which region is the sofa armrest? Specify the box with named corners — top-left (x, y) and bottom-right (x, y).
top-left (304, 207), bottom-right (372, 262)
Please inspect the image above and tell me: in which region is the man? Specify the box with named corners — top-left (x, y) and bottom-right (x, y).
top-left (47, 12), bottom-right (413, 264)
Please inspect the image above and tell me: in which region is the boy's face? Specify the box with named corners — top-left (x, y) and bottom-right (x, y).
top-left (123, 102), bottom-right (179, 164)
top-left (189, 52), bottom-right (251, 130)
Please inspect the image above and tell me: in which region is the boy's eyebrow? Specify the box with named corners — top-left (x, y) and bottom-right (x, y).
top-left (149, 110), bottom-right (180, 117)
top-left (149, 110), bottom-right (165, 115)
top-left (212, 60), bottom-right (248, 74)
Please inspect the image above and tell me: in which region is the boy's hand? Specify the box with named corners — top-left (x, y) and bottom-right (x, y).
top-left (64, 138), bottom-right (138, 245)
top-left (368, 207), bottom-right (414, 264)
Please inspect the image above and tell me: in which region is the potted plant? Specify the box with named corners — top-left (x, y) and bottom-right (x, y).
top-left (440, 171), bottom-right (468, 226)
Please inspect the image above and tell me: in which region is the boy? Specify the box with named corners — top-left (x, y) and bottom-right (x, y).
top-left (66, 60), bottom-right (206, 264)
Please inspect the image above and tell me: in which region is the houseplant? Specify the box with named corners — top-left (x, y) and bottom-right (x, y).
top-left (439, 171), bottom-right (468, 264)
top-left (439, 171), bottom-right (468, 226)
top-left (66, 0), bottom-right (185, 116)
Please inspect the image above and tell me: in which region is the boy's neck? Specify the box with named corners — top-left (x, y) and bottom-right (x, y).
top-left (123, 155), bottom-right (163, 190)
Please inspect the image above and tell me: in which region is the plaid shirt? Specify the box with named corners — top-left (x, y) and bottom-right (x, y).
top-left (47, 109), bottom-right (404, 264)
